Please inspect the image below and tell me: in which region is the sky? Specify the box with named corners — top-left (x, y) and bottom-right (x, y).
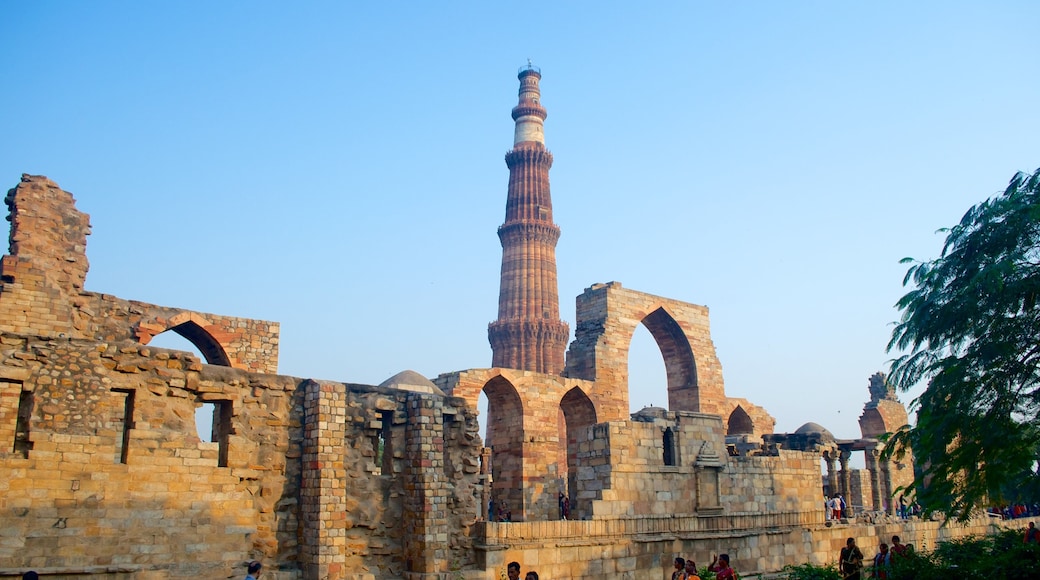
top-left (2, 2), bottom-right (1038, 441)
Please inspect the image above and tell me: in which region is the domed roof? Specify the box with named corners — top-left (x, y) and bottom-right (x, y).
top-left (632, 406), bottom-right (667, 422)
top-left (794, 421), bottom-right (834, 440)
top-left (378, 370), bottom-right (444, 395)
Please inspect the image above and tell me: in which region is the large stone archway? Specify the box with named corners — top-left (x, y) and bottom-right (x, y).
top-left (564, 282), bottom-right (727, 416)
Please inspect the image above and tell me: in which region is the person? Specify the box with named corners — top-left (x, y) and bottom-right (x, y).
top-left (1024, 521), bottom-right (1040, 543)
top-left (525, 572), bottom-right (539, 580)
top-left (890, 535), bottom-right (908, 557)
top-left (839, 494), bottom-right (848, 518)
top-left (22, 573), bottom-right (39, 580)
top-left (681, 558), bottom-right (700, 580)
top-left (671, 557), bottom-right (686, 580)
top-left (562, 495), bottom-right (570, 520)
top-left (830, 495), bottom-right (842, 520)
top-left (708, 553), bottom-right (735, 580)
top-left (898, 495), bottom-right (908, 519)
top-left (871, 543), bottom-right (890, 579)
top-left (245, 560), bottom-right (262, 580)
top-left (839, 537), bottom-right (863, 580)
top-left (507, 561), bottom-right (521, 580)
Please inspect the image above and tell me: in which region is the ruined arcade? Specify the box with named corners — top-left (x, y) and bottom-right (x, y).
top-left (0, 69), bottom-right (1001, 579)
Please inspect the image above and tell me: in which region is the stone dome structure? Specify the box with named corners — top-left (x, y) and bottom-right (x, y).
top-left (378, 370), bottom-right (445, 395)
top-left (794, 421), bottom-right (835, 442)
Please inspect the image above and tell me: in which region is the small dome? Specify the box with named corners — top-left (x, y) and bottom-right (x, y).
top-left (794, 422), bottom-right (834, 439)
top-left (379, 370), bottom-right (444, 395)
top-left (632, 406), bottom-right (667, 422)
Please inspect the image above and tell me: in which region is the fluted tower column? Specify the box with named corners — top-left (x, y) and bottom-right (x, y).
top-left (488, 65), bottom-right (569, 375)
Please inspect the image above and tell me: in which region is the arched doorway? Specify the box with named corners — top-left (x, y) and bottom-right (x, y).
top-left (483, 375), bottom-right (524, 521)
top-left (560, 386), bottom-right (596, 518)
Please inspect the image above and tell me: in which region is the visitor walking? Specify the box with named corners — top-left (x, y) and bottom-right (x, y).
top-left (839, 537), bottom-right (863, 580)
top-left (245, 561), bottom-right (262, 580)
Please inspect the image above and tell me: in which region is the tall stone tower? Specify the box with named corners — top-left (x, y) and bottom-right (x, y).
top-left (488, 65), bottom-right (569, 375)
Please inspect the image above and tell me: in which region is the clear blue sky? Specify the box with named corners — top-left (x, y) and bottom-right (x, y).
top-left (2, 2), bottom-right (1037, 440)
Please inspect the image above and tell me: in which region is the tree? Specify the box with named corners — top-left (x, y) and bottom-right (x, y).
top-left (887, 167), bottom-right (1040, 521)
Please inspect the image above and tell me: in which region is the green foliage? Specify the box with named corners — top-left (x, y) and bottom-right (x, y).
top-left (887, 167), bottom-right (1040, 520)
top-left (778, 562), bottom-right (840, 580)
top-left (884, 530), bottom-right (1040, 580)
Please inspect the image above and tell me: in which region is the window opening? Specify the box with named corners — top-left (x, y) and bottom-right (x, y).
top-left (377, 410), bottom-right (393, 475)
top-left (114, 389), bottom-right (135, 464)
top-left (663, 427), bottom-right (676, 466)
top-left (14, 387), bottom-right (33, 458)
top-left (198, 401), bottom-right (231, 467)
top-left (443, 412), bottom-right (456, 479)
top-left (197, 402), bottom-right (216, 442)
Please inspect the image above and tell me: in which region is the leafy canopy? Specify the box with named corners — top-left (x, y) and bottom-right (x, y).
top-left (887, 167), bottom-right (1040, 521)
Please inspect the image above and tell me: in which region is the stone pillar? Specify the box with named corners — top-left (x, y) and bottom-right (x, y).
top-left (824, 449), bottom-right (838, 497)
top-left (402, 394), bottom-right (450, 578)
top-left (839, 449), bottom-right (852, 515)
top-left (867, 448), bottom-right (882, 511)
top-left (300, 380), bottom-right (347, 579)
top-left (882, 458), bottom-right (896, 516)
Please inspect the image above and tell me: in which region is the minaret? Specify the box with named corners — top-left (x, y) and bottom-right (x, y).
top-left (488, 65), bottom-right (569, 375)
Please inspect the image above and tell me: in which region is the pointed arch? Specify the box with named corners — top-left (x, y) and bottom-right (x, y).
top-left (483, 375), bottom-right (524, 520)
top-left (727, 405), bottom-right (754, 435)
top-left (639, 307), bottom-right (698, 412)
top-left (137, 314), bottom-right (232, 368)
top-left (560, 386), bottom-right (596, 517)
top-left (859, 407), bottom-right (886, 439)
top-left (168, 320), bottom-right (232, 367)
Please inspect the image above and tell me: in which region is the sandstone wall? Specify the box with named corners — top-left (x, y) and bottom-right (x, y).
top-left (0, 334), bottom-right (482, 579)
top-left (475, 514), bottom-right (1009, 580)
top-left (0, 175), bottom-right (279, 374)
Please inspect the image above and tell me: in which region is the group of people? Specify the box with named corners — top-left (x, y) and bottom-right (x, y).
top-left (826, 494), bottom-right (847, 520)
top-left (670, 553), bottom-right (735, 580)
top-left (839, 535), bottom-right (911, 579)
top-left (507, 560), bottom-right (539, 580)
top-left (992, 503), bottom-right (1040, 520)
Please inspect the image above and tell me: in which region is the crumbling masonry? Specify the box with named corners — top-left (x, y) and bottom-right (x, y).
top-left (0, 68), bottom-right (1004, 580)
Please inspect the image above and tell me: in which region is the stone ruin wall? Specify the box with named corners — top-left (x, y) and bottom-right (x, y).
top-left (1, 176), bottom-right (279, 375)
top-left (0, 334), bottom-right (483, 578)
top-left (476, 512), bottom-right (1009, 580)
top-left (0, 174), bottom-right (1004, 580)
top-left (570, 409), bottom-right (823, 521)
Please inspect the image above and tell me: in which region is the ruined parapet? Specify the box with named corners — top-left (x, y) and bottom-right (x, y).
top-left (0, 175), bottom-right (91, 337)
top-left (722, 397), bottom-right (776, 440)
top-left (859, 372), bottom-right (908, 438)
top-left (858, 372), bottom-right (915, 503)
top-left (0, 175), bottom-right (279, 373)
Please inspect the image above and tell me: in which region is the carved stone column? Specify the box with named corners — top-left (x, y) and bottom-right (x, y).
top-left (882, 458), bottom-right (896, 516)
top-left (867, 448), bottom-right (882, 511)
top-left (839, 448), bottom-right (852, 515)
top-left (824, 449), bottom-right (839, 497)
